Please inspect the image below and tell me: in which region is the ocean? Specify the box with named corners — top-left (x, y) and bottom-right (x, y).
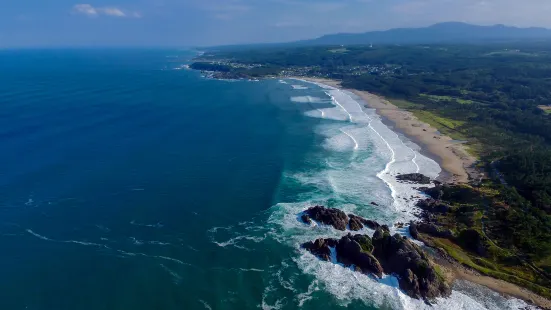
top-left (0, 49), bottom-right (534, 310)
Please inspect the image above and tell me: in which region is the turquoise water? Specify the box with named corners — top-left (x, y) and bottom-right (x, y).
top-left (0, 50), bottom-right (533, 310)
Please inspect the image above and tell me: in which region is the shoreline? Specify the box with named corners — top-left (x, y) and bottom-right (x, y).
top-left (291, 77), bottom-right (551, 309)
top-left (293, 77), bottom-right (479, 184)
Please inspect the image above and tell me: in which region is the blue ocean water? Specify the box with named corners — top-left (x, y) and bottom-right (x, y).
top-left (0, 50), bottom-right (532, 310)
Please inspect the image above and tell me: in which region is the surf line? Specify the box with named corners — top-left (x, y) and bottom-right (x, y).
top-left (305, 95), bottom-right (325, 118)
top-left (339, 128), bottom-right (359, 150)
top-left (347, 90), bottom-right (421, 173)
top-left (326, 92), bottom-right (353, 122)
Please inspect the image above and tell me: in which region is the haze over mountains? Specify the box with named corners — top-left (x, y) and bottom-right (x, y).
top-left (207, 22), bottom-right (551, 50)
top-left (299, 22), bottom-right (551, 46)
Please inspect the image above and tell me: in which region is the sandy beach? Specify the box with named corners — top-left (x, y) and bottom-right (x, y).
top-left (297, 77), bottom-right (480, 184)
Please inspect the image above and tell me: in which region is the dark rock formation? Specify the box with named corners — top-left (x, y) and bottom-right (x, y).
top-left (396, 173), bottom-right (432, 184)
top-left (415, 223), bottom-right (455, 239)
top-left (417, 198), bottom-right (451, 213)
top-left (301, 212), bottom-right (451, 300)
top-left (348, 215), bottom-right (363, 231)
top-left (336, 234), bottom-right (384, 278)
top-left (409, 222), bottom-right (419, 239)
top-left (420, 185), bottom-right (445, 200)
top-left (302, 234), bottom-right (383, 278)
top-left (371, 228), bottom-right (451, 299)
top-left (303, 206), bottom-right (348, 230)
top-left (348, 214), bottom-right (381, 231)
top-left (301, 213), bottom-right (312, 225)
top-left (302, 206), bottom-right (383, 232)
top-left (302, 238), bottom-right (337, 261)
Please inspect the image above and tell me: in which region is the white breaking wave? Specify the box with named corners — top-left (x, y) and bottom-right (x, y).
top-left (291, 85), bottom-right (309, 90)
top-left (339, 128), bottom-right (359, 150)
top-left (290, 96), bottom-right (324, 104)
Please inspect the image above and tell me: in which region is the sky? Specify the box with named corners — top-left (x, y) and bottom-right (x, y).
top-left (2, 0), bottom-right (551, 47)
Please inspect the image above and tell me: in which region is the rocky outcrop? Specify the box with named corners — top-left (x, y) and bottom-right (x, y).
top-left (300, 210), bottom-right (451, 300)
top-left (371, 228), bottom-right (451, 299)
top-left (348, 215), bottom-right (363, 231)
top-left (422, 185), bottom-right (445, 200)
top-left (301, 206), bottom-right (382, 231)
top-left (413, 222), bottom-right (455, 239)
top-left (348, 214), bottom-right (381, 231)
top-left (409, 222), bottom-right (420, 239)
top-left (302, 238), bottom-right (337, 261)
top-left (302, 234), bottom-right (384, 278)
top-left (417, 198), bottom-right (451, 213)
top-left (337, 234), bottom-right (384, 278)
top-left (396, 173), bottom-right (432, 184)
top-left (301, 206), bottom-right (348, 230)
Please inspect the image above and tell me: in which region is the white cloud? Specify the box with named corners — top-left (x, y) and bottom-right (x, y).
top-left (73, 4), bottom-right (98, 16)
top-left (72, 4), bottom-right (141, 18)
top-left (102, 7), bottom-right (126, 17)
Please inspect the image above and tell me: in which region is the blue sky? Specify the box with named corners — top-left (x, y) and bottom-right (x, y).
top-left (2, 0), bottom-right (551, 47)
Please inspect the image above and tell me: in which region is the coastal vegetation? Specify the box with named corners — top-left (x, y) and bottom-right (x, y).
top-left (414, 182), bottom-right (551, 299)
top-left (191, 43), bottom-right (551, 300)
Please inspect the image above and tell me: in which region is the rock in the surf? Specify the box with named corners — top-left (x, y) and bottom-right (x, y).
top-left (301, 213), bottom-right (312, 225)
top-left (301, 219), bottom-right (451, 300)
top-left (302, 238), bottom-right (337, 261)
top-left (336, 234), bottom-right (384, 278)
top-left (348, 215), bottom-right (363, 231)
top-left (371, 228), bottom-right (451, 299)
top-left (302, 234), bottom-right (383, 278)
top-left (303, 206), bottom-right (348, 230)
top-left (348, 214), bottom-right (381, 231)
top-left (396, 173), bottom-right (432, 184)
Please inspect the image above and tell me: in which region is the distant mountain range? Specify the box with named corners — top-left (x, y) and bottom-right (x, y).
top-left (298, 22), bottom-right (551, 45)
